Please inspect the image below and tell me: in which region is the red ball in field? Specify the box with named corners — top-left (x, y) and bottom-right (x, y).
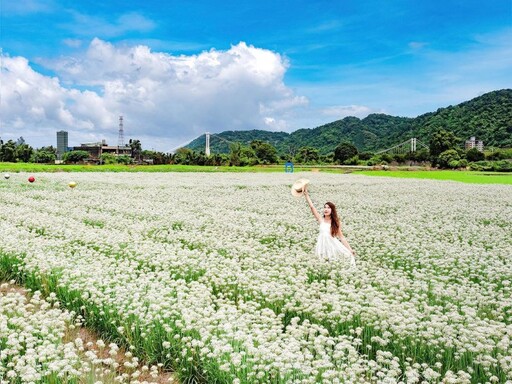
top-left (28, 176), bottom-right (35, 183)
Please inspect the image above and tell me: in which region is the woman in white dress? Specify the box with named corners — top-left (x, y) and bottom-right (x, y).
top-left (304, 185), bottom-right (356, 266)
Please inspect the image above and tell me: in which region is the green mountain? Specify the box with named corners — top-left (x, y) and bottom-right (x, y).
top-left (185, 89), bottom-right (512, 155)
top-left (187, 130), bottom-right (290, 154)
top-left (409, 89), bottom-right (512, 148)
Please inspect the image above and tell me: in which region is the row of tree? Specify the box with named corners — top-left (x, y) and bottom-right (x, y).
top-left (1, 130), bottom-right (511, 171)
top-left (0, 138), bottom-right (57, 163)
top-left (428, 130), bottom-right (512, 171)
top-left (173, 131), bottom-right (511, 170)
top-left (0, 137), bottom-right (172, 165)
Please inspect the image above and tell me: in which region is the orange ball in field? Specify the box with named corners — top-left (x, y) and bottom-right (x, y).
top-left (28, 176), bottom-right (35, 183)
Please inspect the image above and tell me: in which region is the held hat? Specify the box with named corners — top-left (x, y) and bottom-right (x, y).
top-left (291, 178), bottom-right (310, 197)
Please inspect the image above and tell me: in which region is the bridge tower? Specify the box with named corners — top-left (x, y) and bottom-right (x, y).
top-left (411, 138), bottom-right (417, 152)
top-left (205, 132), bottom-right (211, 156)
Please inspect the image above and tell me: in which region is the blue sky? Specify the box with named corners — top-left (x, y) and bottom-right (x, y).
top-left (1, 0), bottom-right (511, 151)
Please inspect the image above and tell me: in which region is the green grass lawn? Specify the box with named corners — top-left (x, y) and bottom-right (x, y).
top-left (1, 162), bottom-right (511, 184)
top-left (0, 162), bottom-right (300, 173)
top-left (354, 170), bottom-right (512, 184)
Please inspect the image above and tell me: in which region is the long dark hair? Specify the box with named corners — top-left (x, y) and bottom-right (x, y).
top-left (325, 201), bottom-right (340, 237)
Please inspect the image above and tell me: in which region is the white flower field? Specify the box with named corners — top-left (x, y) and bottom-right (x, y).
top-left (0, 172), bottom-right (511, 384)
top-left (0, 282), bottom-right (165, 383)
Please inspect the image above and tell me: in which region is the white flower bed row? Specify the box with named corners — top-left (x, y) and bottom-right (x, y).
top-left (0, 282), bottom-right (165, 384)
top-left (0, 284), bottom-right (83, 382)
top-left (0, 172), bottom-right (511, 383)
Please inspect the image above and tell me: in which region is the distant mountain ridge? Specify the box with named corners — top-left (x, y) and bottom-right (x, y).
top-left (185, 89), bottom-right (512, 155)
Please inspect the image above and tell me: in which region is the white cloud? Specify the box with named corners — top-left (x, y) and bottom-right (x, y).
top-left (263, 117), bottom-right (289, 131)
top-left (61, 11), bottom-right (157, 38)
top-left (0, 55), bottom-right (112, 144)
top-left (117, 12), bottom-right (156, 32)
top-left (1, 39), bottom-right (307, 151)
top-left (62, 38), bottom-right (83, 48)
top-left (307, 20), bottom-right (343, 34)
top-left (320, 104), bottom-right (378, 119)
top-left (2, 0), bottom-right (55, 14)
top-left (293, 28), bottom-right (512, 124)
top-left (408, 41), bottom-right (427, 50)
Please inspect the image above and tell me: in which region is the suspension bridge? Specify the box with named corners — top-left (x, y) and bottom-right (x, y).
top-left (374, 138), bottom-right (429, 155)
top-left (169, 132), bottom-right (235, 154)
top-left (170, 133), bottom-right (428, 155)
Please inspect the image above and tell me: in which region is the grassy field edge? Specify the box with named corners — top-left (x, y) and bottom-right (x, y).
top-left (354, 170), bottom-right (512, 184)
top-left (1, 162), bottom-right (511, 184)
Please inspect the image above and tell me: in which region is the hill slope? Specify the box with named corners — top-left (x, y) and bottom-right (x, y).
top-left (185, 89), bottom-right (512, 154)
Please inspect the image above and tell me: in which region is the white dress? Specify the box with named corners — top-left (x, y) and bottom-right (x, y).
top-left (315, 221), bottom-right (356, 266)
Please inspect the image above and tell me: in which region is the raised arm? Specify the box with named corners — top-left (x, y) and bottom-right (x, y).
top-left (304, 187), bottom-right (322, 223)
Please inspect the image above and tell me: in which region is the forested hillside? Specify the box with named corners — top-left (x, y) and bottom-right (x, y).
top-left (186, 89), bottom-right (512, 154)
top-left (410, 89), bottom-right (512, 147)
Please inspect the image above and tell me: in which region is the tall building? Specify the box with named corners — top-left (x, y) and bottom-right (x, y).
top-left (465, 136), bottom-right (484, 152)
top-left (56, 130), bottom-right (68, 160)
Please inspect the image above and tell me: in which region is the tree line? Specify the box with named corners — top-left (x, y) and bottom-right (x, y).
top-left (146, 132), bottom-right (512, 171)
top-left (1, 130), bottom-right (511, 171)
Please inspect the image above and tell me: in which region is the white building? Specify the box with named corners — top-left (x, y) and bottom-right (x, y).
top-left (465, 136), bottom-right (484, 152)
top-left (56, 130), bottom-right (69, 160)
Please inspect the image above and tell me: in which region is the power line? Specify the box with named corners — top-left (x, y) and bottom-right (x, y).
top-left (210, 133), bottom-right (235, 145)
top-left (169, 132), bottom-right (236, 154)
top-left (169, 136), bottom-right (200, 153)
top-left (375, 138), bottom-right (428, 155)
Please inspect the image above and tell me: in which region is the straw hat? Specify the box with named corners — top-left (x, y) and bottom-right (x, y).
top-left (291, 178), bottom-right (310, 197)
